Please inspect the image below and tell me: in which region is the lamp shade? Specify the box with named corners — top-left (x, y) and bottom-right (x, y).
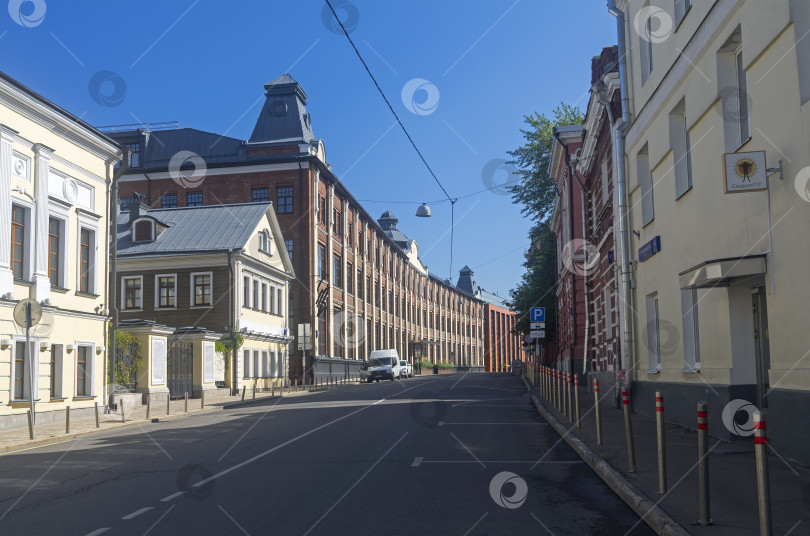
top-left (415, 203), bottom-right (431, 218)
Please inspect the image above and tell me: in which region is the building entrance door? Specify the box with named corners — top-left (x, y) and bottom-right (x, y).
top-left (752, 287), bottom-right (771, 409)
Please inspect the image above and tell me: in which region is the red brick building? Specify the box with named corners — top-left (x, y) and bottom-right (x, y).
top-left (549, 125), bottom-right (586, 374)
top-left (577, 47), bottom-right (622, 378)
top-left (108, 74), bottom-right (485, 383)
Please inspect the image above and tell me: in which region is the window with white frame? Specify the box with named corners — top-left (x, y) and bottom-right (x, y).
top-left (262, 350), bottom-right (269, 378)
top-left (270, 349), bottom-right (277, 377)
top-left (637, 144), bottom-right (654, 226)
top-left (259, 230), bottom-right (273, 255)
top-left (76, 345), bottom-right (92, 396)
top-left (269, 284), bottom-right (275, 314)
top-left (253, 350), bottom-right (259, 381)
top-left (49, 344), bottom-right (63, 399)
top-left (681, 288), bottom-right (701, 371)
top-left (600, 158), bottom-right (609, 206)
top-left (261, 282), bottom-right (268, 312)
top-left (639, 1), bottom-right (655, 84)
top-left (122, 276), bottom-right (143, 309)
top-left (191, 272), bottom-right (212, 306)
top-left (156, 274), bottom-right (176, 308)
top-left (717, 28), bottom-right (750, 152)
top-left (11, 204), bottom-right (31, 280)
top-left (243, 275), bottom-right (250, 308)
top-left (670, 98), bottom-right (693, 199)
top-left (275, 350), bottom-right (283, 378)
top-left (646, 293), bottom-right (661, 372)
top-left (243, 349), bottom-right (251, 378)
top-left (253, 280), bottom-right (259, 310)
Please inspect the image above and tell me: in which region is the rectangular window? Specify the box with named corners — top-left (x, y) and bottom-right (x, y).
top-left (347, 262), bottom-right (353, 294)
top-left (243, 349), bottom-right (251, 378)
top-left (124, 277), bottom-right (142, 309)
top-left (670, 99), bottom-right (693, 198)
top-left (317, 243), bottom-right (326, 281)
top-left (736, 49), bottom-right (750, 144)
top-left (285, 239), bottom-right (293, 262)
top-left (79, 229), bottom-right (92, 293)
top-left (675, 0), bottom-right (692, 26)
top-left (333, 254), bottom-right (342, 288)
top-left (11, 205), bottom-right (25, 279)
top-left (637, 145), bottom-right (654, 226)
top-left (48, 218), bottom-right (60, 286)
top-left (347, 222), bottom-right (353, 246)
top-left (270, 350), bottom-right (277, 377)
top-left (318, 195), bottom-right (326, 224)
top-left (161, 194), bottom-right (177, 208)
top-left (681, 288), bottom-right (701, 371)
top-left (253, 350), bottom-right (260, 381)
top-left (269, 284), bottom-right (276, 314)
top-left (639, 1), bottom-right (654, 84)
top-left (262, 282), bottom-right (268, 312)
top-left (193, 273), bottom-right (212, 306)
top-left (253, 280), bottom-right (259, 309)
top-left (125, 142), bottom-right (140, 167)
top-left (14, 341), bottom-right (25, 400)
top-left (333, 208), bottom-right (342, 237)
top-left (251, 188), bottom-right (269, 203)
top-left (277, 288), bottom-right (282, 316)
top-left (601, 158), bottom-right (609, 206)
top-left (243, 276), bottom-right (251, 308)
top-left (50, 345), bottom-right (62, 399)
top-left (157, 275), bottom-right (176, 308)
top-left (277, 186), bottom-right (293, 214)
top-left (76, 346), bottom-right (88, 396)
top-left (262, 350), bottom-right (269, 377)
top-left (646, 293), bottom-right (661, 372)
top-left (186, 192), bottom-right (203, 207)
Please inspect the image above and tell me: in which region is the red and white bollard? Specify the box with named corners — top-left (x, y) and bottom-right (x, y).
top-left (655, 390), bottom-right (667, 493)
top-left (753, 411), bottom-right (772, 536)
top-left (593, 379), bottom-right (602, 445)
top-left (622, 387), bottom-right (636, 472)
top-left (697, 401), bottom-right (711, 526)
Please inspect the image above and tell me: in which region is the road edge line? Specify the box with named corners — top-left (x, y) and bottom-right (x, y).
top-left (529, 394), bottom-right (691, 536)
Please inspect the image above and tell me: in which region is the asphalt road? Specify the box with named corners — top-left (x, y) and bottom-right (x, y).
top-left (0, 373), bottom-right (654, 535)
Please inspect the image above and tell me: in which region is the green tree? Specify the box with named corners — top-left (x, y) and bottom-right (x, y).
top-left (507, 103), bottom-right (584, 222)
top-left (506, 103), bottom-right (583, 339)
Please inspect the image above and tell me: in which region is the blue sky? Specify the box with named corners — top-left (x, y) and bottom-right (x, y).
top-left (2, 0), bottom-right (615, 297)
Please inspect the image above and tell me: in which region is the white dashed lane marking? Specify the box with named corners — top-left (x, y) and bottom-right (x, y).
top-left (122, 507), bottom-right (153, 520)
top-left (160, 491), bottom-right (185, 502)
top-left (85, 528), bottom-right (111, 536)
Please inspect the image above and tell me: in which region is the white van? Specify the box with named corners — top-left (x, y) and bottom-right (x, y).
top-left (366, 349), bottom-right (402, 382)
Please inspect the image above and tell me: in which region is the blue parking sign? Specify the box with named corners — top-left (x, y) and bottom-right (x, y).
top-left (530, 307), bottom-right (545, 322)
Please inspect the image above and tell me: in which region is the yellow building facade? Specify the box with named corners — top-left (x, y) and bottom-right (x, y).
top-left (613, 0), bottom-right (810, 462)
top-left (0, 71), bottom-right (121, 428)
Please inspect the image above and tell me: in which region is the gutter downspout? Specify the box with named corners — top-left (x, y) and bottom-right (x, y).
top-left (228, 249), bottom-right (237, 394)
top-left (110, 150), bottom-right (129, 399)
top-left (573, 163), bottom-right (591, 377)
top-left (608, 0), bottom-right (634, 391)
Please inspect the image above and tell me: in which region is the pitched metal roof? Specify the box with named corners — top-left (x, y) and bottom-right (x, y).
top-left (143, 128), bottom-right (244, 168)
top-left (250, 73), bottom-right (314, 145)
top-left (117, 202), bottom-right (271, 256)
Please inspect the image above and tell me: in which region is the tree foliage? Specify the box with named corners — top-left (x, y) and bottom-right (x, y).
top-left (506, 103), bottom-right (583, 340)
top-left (507, 103), bottom-right (584, 222)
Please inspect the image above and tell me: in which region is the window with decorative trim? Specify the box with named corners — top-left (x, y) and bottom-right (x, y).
top-left (156, 274), bottom-right (176, 308)
top-left (123, 276), bottom-right (143, 309)
top-left (191, 272), bottom-right (212, 306)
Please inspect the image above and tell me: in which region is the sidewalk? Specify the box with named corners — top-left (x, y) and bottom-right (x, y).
top-left (525, 376), bottom-right (810, 535)
top-left (0, 380), bottom-right (348, 454)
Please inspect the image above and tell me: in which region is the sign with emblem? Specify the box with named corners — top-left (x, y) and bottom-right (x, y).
top-left (723, 150), bottom-right (768, 193)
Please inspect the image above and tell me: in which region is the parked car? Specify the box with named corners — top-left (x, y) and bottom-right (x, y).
top-left (399, 360), bottom-right (413, 378)
top-left (366, 349), bottom-right (402, 381)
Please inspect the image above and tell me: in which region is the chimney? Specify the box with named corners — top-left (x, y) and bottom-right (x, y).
top-left (129, 193), bottom-right (148, 223)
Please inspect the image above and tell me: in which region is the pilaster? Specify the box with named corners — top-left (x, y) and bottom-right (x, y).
top-left (0, 126), bottom-right (18, 294)
top-left (33, 143), bottom-right (54, 303)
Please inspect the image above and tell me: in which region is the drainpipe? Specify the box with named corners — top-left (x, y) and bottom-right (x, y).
top-left (608, 0), bottom-right (634, 390)
top-left (228, 249), bottom-right (237, 394)
top-left (110, 149), bottom-right (130, 395)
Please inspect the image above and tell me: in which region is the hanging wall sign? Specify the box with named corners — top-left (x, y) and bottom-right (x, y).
top-left (723, 151), bottom-right (768, 193)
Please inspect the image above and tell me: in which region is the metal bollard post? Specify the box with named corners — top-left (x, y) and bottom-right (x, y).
top-left (146, 396), bottom-right (151, 420)
top-left (252, 385), bottom-right (256, 402)
top-left (201, 389), bottom-right (205, 409)
top-left (166, 395), bottom-right (170, 416)
top-left (656, 390), bottom-right (667, 493)
top-left (563, 372), bottom-right (568, 418)
top-left (552, 370), bottom-right (557, 408)
top-left (574, 374), bottom-right (581, 429)
top-left (594, 379), bottom-right (602, 445)
top-left (697, 401), bottom-right (712, 526)
top-left (622, 387), bottom-right (636, 472)
top-left (184, 392), bottom-right (188, 413)
top-left (95, 402), bottom-right (101, 428)
top-left (121, 399), bottom-right (126, 423)
top-left (241, 385), bottom-right (246, 401)
top-left (27, 409), bottom-right (34, 439)
top-left (557, 370), bottom-right (562, 411)
top-left (566, 373), bottom-right (573, 422)
top-left (753, 411), bottom-right (772, 536)
top-left (271, 384), bottom-right (275, 397)
top-left (65, 405), bottom-right (70, 433)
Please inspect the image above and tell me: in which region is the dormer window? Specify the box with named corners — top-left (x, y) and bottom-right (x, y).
top-left (132, 219), bottom-right (155, 242)
top-left (259, 230), bottom-right (273, 255)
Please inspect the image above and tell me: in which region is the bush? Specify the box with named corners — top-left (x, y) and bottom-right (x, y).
top-left (436, 362), bottom-right (454, 370)
top-left (417, 359), bottom-right (433, 369)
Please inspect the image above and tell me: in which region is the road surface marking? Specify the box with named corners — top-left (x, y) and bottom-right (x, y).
top-left (193, 381), bottom-right (433, 489)
top-left (85, 529), bottom-right (111, 536)
top-left (160, 491), bottom-right (185, 502)
top-left (143, 505), bottom-right (175, 536)
top-left (0, 439), bottom-right (74, 457)
top-left (411, 456), bottom-right (423, 467)
top-left (462, 512), bottom-right (489, 536)
top-left (122, 507), bottom-right (153, 520)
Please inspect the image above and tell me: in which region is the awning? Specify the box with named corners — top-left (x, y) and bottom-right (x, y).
top-left (679, 255), bottom-right (767, 289)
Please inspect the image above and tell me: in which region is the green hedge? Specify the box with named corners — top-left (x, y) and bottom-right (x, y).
top-left (417, 359), bottom-right (433, 369)
top-left (435, 362), bottom-right (454, 369)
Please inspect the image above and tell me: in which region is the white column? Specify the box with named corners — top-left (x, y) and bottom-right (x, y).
top-left (0, 126), bottom-right (17, 294)
top-left (33, 144), bottom-right (53, 303)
